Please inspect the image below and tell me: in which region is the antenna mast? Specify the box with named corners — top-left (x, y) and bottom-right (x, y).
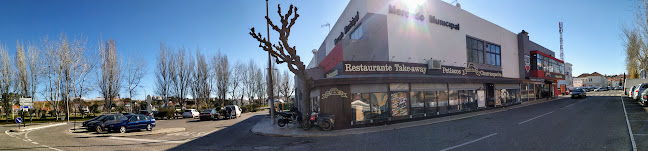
top-left (559, 22), bottom-right (564, 61)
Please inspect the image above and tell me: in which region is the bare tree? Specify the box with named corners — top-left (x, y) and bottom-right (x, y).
top-left (26, 42), bottom-right (43, 121)
top-left (623, 25), bottom-right (642, 79)
top-left (279, 70), bottom-right (294, 103)
top-left (168, 47), bottom-right (193, 110)
top-left (155, 42), bottom-right (171, 107)
top-left (230, 61), bottom-right (244, 106)
top-left (124, 56), bottom-right (147, 99)
top-left (244, 59), bottom-right (257, 106)
top-left (254, 68), bottom-right (266, 106)
top-left (213, 51), bottom-right (230, 106)
top-left (191, 49), bottom-right (211, 110)
top-left (0, 43), bottom-right (15, 122)
top-left (41, 36), bottom-right (62, 120)
top-left (15, 41), bottom-right (29, 97)
top-left (98, 39), bottom-right (122, 114)
top-left (250, 4), bottom-right (314, 113)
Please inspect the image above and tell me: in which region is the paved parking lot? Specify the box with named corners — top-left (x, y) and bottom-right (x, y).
top-left (622, 96), bottom-right (648, 149)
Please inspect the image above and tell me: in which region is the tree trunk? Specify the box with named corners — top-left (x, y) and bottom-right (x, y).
top-left (300, 80), bottom-right (313, 120)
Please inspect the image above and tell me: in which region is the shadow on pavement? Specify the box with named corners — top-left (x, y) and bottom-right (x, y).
top-left (169, 115), bottom-right (311, 151)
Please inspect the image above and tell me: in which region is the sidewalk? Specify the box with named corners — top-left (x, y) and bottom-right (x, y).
top-left (251, 96), bottom-right (568, 137)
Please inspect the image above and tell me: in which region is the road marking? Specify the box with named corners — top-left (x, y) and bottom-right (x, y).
top-left (562, 99), bottom-right (584, 109)
top-left (107, 137), bottom-right (188, 143)
top-left (31, 142), bottom-right (38, 144)
top-left (439, 133), bottom-right (498, 151)
top-left (621, 97), bottom-right (638, 151)
top-left (21, 123), bottom-right (67, 131)
top-left (518, 111), bottom-right (554, 125)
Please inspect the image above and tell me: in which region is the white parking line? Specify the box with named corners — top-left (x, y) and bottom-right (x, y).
top-left (439, 133), bottom-right (498, 151)
top-left (621, 97), bottom-right (638, 151)
top-left (21, 123), bottom-right (67, 131)
top-left (518, 111), bottom-right (554, 125)
top-left (107, 137), bottom-right (188, 144)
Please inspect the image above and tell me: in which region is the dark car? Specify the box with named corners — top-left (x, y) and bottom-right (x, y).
top-left (103, 114), bottom-right (156, 133)
top-left (571, 88), bottom-right (586, 99)
top-left (86, 114), bottom-right (125, 133)
top-left (82, 114), bottom-right (107, 128)
top-left (200, 109), bottom-right (219, 121)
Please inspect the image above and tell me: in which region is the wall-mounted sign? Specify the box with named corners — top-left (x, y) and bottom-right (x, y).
top-left (440, 63), bottom-right (503, 77)
top-left (343, 61), bottom-right (427, 74)
top-left (334, 11), bottom-right (360, 45)
top-left (388, 5), bottom-right (460, 30)
top-left (325, 69), bottom-right (339, 78)
top-left (545, 72), bottom-right (564, 79)
top-left (321, 88), bottom-right (348, 99)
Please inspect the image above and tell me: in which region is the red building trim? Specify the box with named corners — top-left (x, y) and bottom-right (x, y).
top-left (319, 43), bottom-right (344, 72)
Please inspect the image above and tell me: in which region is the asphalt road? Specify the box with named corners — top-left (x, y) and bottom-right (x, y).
top-left (1, 90), bottom-right (645, 151)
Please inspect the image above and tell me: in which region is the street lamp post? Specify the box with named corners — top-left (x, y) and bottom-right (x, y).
top-left (266, 0), bottom-right (276, 125)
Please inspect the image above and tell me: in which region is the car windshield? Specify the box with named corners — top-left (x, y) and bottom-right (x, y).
top-left (202, 109), bottom-right (212, 113)
top-left (573, 89), bottom-right (583, 92)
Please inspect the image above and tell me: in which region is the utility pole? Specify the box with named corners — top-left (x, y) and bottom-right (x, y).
top-left (559, 22), bottom-right (564, 61)
top-left (266, 0), bottom-right (276, 125)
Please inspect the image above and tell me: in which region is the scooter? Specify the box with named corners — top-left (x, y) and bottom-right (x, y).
top-left (301, 112), bottom-right (334, 131)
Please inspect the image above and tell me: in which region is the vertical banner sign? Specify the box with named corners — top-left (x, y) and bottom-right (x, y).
top-left (524, 55), bottom-right (531, 73)
top-left (477, 90), bottom-right (486, 108)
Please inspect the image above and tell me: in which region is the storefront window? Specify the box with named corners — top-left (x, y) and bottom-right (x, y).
top-left (352, 93), bottom-right (372, 123)
top-left (437, 91), bottom-right (449, 113)
top-left (424, 91), bottom-right (438, 114)
top-left (369, 92), bottom-right (389, 119)
top-left (390, 92), bottom-right (409, 117)
top-left (465, 90), bottom-right (477, 109)
top-left (448, 90), bottom-right (459, 112)
top-left (410, 91), bottom-right (425, 115)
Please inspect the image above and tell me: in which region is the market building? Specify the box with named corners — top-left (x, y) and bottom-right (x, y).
top-left (295, 0), bottom-right (564, 129)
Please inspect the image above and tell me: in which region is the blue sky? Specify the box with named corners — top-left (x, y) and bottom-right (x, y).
top-left (0, 0), bottom-right (635, 100)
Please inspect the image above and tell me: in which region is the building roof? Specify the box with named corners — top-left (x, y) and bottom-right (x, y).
top-left (576, 72), bottom-right (603, 78)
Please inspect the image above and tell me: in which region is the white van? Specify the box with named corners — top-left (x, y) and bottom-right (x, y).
top-left (224, 105), bottom-right (242, 119)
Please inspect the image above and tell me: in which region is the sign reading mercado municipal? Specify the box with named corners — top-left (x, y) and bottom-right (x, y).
top-left (388, 5), bottom-right (460, 30)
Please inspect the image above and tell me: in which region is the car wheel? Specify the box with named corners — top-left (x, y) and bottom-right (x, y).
top-left (119, 126), bottom-right (126, 133)
top-left (278, 120), bottom-right (286, 127)
top-left (147, 124), bottom-right (152, 131)
top-left (95, 125), bottom-right (103, 133)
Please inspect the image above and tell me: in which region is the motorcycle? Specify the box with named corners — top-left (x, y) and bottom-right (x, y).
top-left (277, 110), bottom-right (302, 127)
top-left (302, 112), bottom-right (334, 131)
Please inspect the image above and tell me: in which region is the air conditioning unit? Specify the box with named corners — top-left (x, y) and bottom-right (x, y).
top-left (427, 59), bottom-right (442, 69)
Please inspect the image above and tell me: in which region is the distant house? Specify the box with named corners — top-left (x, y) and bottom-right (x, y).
top-left (573, 72), bottom-right (607, 87)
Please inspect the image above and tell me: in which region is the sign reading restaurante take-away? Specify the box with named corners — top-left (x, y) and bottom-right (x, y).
top-left (325, 61), bottom-right (503, 78)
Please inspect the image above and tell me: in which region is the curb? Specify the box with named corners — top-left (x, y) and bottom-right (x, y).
top-left (252, 97), bottom-right (567, 137)
top-left (67, 127), bottom-right (186, 137)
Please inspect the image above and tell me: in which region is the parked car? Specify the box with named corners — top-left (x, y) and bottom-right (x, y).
top-left (595, 87), bottom-right (607, 91)
top-left (103, 114), bottom-right (156, 133)
top-left (86, 113), bottom-right (125, 133)
top-left (183, 109), bottom-right (200, 119)
top-left (580, 87), bottom-right (590, 92)
top-left (571, 88), bottom-right (586, 99)
top-left (82, 114), bottom-right (108, 128)
top-left (199, 109), bottom-right (219, 121)
top-left (634, 83), bottom-right (648, 100)
top-left (640, 90), bottom-right (648, 106)
top-left (630, 85), bottom-right (638, 98)
top-left (224, 105), bottom-right (242, 119)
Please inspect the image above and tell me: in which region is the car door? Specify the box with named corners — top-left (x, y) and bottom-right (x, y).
top-left (138, 115), bottom-right (148, 128)
top-left (127, 116), bottom-right (138, 130)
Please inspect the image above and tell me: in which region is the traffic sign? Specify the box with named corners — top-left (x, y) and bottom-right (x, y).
top-left (15, 118), bottom-right (22, 124)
